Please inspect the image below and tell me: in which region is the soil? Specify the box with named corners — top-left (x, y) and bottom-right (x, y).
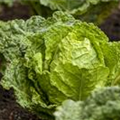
top-left (100, 7), bottom-right (120, 41)
top-left (0, 86), bottom-right (40, 120)
top-left (0, 3), bottom-right (31, 21)
top-left (0, 2), bottom-right (120, 120)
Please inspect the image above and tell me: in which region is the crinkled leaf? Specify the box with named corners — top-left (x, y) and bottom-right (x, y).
top-left (54, 100), bottom-right (83, 120)
top-left (101, 42), bottom-right (120, 85)
top-left (54, 86), bottom-right (120, 120)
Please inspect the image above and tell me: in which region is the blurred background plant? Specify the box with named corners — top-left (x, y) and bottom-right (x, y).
top-left (0, 0), bottom-right (119, 40)
top-left (0, 0), bottom-right (119, 25)
top-left (0, 0), bottom-right (14, 6)
top-left (20, 0), bottom-right (119, 24)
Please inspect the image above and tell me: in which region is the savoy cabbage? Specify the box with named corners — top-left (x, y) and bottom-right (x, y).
top-left (4, 0), bottom-right (118, 24)
top-left (39, 0), bottom-right (119, 24)
top-left (0, 12), bottom-right (120, 119)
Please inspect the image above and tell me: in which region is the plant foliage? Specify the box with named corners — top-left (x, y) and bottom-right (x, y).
top-left (0, 12), bottom-right (120, 119)
top-left (54, 86), bottom-right (120, 120)
top-left (26, 0), bottom-right (119, 24)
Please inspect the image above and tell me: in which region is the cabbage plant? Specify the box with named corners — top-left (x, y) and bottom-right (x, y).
top-left (2, 0), bottom-right (118, 24)
top-left (0, 12), bottom-right (120, 119)
top-left (25, 0), bottom-right (119, 24)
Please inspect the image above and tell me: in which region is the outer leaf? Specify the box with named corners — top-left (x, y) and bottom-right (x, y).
top-left (1, 59), bottom-right (55, 119)
top-left (54, 100), bottom-right (83, 120)
top-left (101, 42), bottom-right (120, 85)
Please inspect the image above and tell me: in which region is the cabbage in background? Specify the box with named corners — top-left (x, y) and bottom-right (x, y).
top-left (29, 0), bottom-right (119, 24)
top-left (0, 0), bottom-right (119, 24)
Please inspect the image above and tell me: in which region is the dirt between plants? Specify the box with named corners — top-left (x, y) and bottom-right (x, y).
top-left (0, 2), bottom-right (31, 21)
top-left (100, 7), bottom-right (120, 41)
top-left (0, 2), bottom-right (120, 120)
top-left (0, 86), bottom-right (41, 120)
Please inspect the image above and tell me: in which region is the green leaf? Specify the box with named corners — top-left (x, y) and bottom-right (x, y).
top-left (40, 0), bottom-right (119, 24)
top-left (101, 42), bottom-right (120, 85)
top-left (54, 86), bottom-right (120, 120)
top-left (54, 100), bottom-right (83, 120)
